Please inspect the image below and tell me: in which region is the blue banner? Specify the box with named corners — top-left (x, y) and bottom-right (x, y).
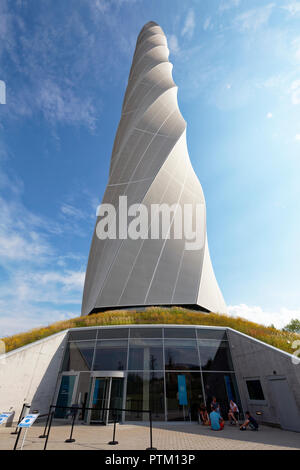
top-left (177, 375), bottom-right (188, 405)
top-left (224, 374), bottom-right (234, 401)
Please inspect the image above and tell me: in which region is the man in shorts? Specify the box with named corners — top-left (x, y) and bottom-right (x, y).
top-left (240, 411), bottom-right (259, 431)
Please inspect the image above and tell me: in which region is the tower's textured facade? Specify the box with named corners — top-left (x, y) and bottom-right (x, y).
top-left (82, 22), bottom-right (226, 315)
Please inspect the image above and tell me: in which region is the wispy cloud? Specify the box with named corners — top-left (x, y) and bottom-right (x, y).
top-left (233, 3), bottom-right (275, 32)
top-left (0, 163), bottom-right (87, 336)
top-left (38, 80), bottom-right (97, 130)
top-left (219, 0), bottom-right (240, 13)
top-left (181, 9), bottom-right (195, 39)
top-left (60, 203), bottom-right (87, 220)
top-left (168, 34), bottom-right (180, 55)
top-left (203, 17), bottom-right (211, 31)
top-left (290, 80), bottom-right (300, 104)
top-left (228, 304), bottom-right (300, 329)
top-left (282, 2), bottom-right (300, 15)
top-left (0, 2), bottom-right (102, 130)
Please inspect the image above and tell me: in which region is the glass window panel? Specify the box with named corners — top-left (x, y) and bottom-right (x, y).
top-left (55, 375), bottom-right (77, 418)
top-left (246, 380), bottom-right (265, 401)
top-left (125, 372), bottom-right (165, 421)
top-left (166, 372), bottom-right (204, 421)
top-left (196, 329), bottom-right (227, 340)
top-left (129, 327), bottom-right (162, 338)
top-left (128, 339), bottom-right (163, 370)
top-left (164, 328), bottom-right (196, 339)
top-left (99, 328), bottom-right (129, 339)
top-left (202, 372), bottom-right (242, 419)
top-left (68, 329), bottom-right (97, 341)
top-left (164, 339), bottom-right (200, 371)
top-left (93, 340), bottom-right (127, 371)
top-left (198, 340), bottom-right (233, 371)
top-left (62, 341), bottom-right (95, 371)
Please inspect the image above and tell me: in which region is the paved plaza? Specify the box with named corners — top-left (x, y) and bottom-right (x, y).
top-left (0, 421), bottom-right (299, 450)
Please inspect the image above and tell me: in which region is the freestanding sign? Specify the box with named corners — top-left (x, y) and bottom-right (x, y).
top-left (177, 375), bottom-right (188, 406)
top-left (18, 414), bottom-right (39, 428)
top-left (0, 412), bottom-right (13, 425)
top-left (14, 413), bottom-right (39, 451)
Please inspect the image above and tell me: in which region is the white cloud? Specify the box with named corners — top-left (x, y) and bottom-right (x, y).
top-left (203, 17), bottom-right (211, 31)
top-left (0, 267), bottom-right (85, 336)
top-left (228, 304), bottom-right (300, 329)
top-left (219, 0), bottom-right (240, 13)
top-left (233, 4), bottom-right (274, 31)
top-left (267, 112), bottom-right (273, 118)
top-left (38, 80), bottom-right (97, 130)
top-left (282, 2), bottom-right (300, 15)
top-left (295, 134), bottom-right (300, 140)
top-left (291, 37), bottom-right (300, 61)
top-left (61, 203), bottom-right (86, 220)
top-left (0, 196), bottom-right (55, 263)
top-left (168, 34), bottom-right (180, 55)
top-left (181, 9), bottom-right (195, 39)
top-left (290, 80), bottom-right (300, 104)
top-left (0, 166), bottom-right (86, 337)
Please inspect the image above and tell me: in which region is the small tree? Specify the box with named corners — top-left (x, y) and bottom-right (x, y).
top-left (283, 319), bottom-right (300, 334)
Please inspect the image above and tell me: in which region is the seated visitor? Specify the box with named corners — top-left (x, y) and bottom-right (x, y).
top-left (210, 396), bottom-right (220, 413)
top-left (198, 403), bottom-right (210, 425)
top-left (210, 405), bottom-right (224, 431)
top-left (240, 411), bottom-right (259, 431)
top-left (228, 400), bottom-right (239, 425)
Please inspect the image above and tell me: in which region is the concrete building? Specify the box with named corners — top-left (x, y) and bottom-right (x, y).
top-left (82, 21), bottom-right (226, 316)
top-left (1, 324), bottom-right (300, 432)
top-left (1, 22), bottom-right (299, 436)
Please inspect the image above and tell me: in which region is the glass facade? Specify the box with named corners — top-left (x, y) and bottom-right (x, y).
top-left (57, 326), bottom-right (242, 422)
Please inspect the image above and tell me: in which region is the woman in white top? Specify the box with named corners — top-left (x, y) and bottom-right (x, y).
top-left (228, 400), bottom-right (239, 424)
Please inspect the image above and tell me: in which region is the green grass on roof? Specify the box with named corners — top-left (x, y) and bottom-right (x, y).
top-left (1, 306), bottom-right (299, 355)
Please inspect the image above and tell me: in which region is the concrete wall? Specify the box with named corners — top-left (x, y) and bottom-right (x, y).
top-left (228, 328), bottom-right (300, 431)
top-left (0, 330), bottom-right (68, 423)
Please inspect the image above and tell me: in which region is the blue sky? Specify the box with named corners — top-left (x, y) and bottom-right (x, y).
top-left (0, 0), bottom-right (300, 336)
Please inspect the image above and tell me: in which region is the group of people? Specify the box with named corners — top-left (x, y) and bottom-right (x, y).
top-left (198, 397), bottom-right (259, 432)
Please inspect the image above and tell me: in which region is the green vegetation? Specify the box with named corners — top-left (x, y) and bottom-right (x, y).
top-left (1, 306), bottom-right (299, 355)
top-left (283, 318), bottom-right (300, 334)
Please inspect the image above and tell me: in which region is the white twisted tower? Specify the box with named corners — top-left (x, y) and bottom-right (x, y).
top-left (82, 21), bottom-right (226, 315)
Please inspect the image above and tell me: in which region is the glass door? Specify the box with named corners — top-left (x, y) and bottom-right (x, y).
top-left (89, 376), bottom-right (124, 424)
top-left (90, 377), bottom-right (110, 423)
top-left (108, 378), bottom-right (124, 422)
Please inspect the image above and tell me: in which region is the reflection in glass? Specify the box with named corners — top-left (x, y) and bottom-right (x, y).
top-left (128, 339), bottom-right (163, 370)
top-left (68, 329), bottom-right (97, 341)
top-left (164, 339), bottom-right (200, 370)
top-left (91, 377), bottom-right (110, 422)
top-left (126, 372), bottom-right (164, 421)
top-left (55, 375), bottom-right (77, 418)
top-left (62, 341), bottom-right (95, 371)
top-left (93, 340), bottom-right (127, 371)
top-left (166, 372), bottom-right (204, 421)
top-left (198, 340), bottom-right (233, 371)
top-left (196, 329), bottom-right (227, 340)
top-left (202, 372), bottom-right (241, 419)
top-left (100, 328), bottom-right (129, 339)
top-left (164, 328), bottom-right (196, 339)
top-left (109, 378), bottom-right (124, 422)
top-left (130, 328), bottom-right (162, 338)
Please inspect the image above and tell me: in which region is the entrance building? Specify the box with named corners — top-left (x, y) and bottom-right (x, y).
top-left (54, 324), bottom-right (241, 423)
